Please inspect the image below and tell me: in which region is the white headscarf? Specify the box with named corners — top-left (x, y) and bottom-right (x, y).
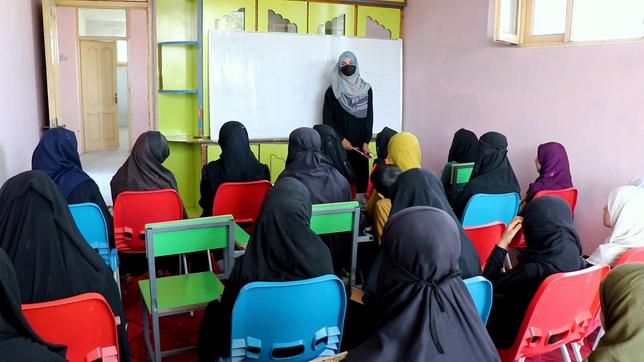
top-left (628, 176), bottom-right (644, 188)
top-left (587, 185), bottom-right (644, 265)
top-left (329, 51), bottom-right (371, 118)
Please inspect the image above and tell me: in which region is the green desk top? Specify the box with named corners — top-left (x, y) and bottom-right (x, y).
top-left (139, 271), bottom-right (224, 314)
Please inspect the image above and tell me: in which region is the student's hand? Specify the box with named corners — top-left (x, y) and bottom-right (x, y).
top-left (362, 143), bottom-right (372, 158)
top-left (498, 216), bottom-right (523, 250)
top-left (341, 138), bottom-right (353, 151)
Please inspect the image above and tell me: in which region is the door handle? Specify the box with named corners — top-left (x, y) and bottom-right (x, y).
top-left (114, 93), bottom-right (118, 104)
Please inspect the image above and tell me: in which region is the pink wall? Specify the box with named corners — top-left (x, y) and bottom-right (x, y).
top-left (57, 7), bottom-right (83, 150)
top-left (56, 7), bottom-right (150, 152)
top-left (403, 0), bottom-right (644, 253)
top-left (0, 0), bottom-right (46, 183)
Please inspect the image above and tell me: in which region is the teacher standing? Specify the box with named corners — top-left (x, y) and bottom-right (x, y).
top-left (323, 51), bottom-right (373, 193)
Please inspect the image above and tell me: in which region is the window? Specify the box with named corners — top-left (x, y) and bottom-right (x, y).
top-left (78, 8), bottom-right (127, 38)
top-left (495, 0), bottom-right (644, 45)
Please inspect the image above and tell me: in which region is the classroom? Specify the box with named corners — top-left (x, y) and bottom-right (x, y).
top-left (1, 0), bottom-right (644, 361)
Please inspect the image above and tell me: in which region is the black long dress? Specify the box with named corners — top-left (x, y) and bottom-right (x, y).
top-left (0, 247), bottom-right (67, 361)
top-left (483, 196), bottom-right (586, 348)
top-left (196, 177), bottom-right (334, 361)
top-left (199, 121), bottom-right (270, 217)
top-left (0, 171), bottom-right (131, 361)
top-left (323, 87), bottom-right (374, 193)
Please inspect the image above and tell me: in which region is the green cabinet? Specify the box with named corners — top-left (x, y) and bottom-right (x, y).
top-left (258, 0), bottom-right (307, 33)
top-left (308, 2), bottom-right (356, 36)
top-left (357, 5), bottom-right (401, 39)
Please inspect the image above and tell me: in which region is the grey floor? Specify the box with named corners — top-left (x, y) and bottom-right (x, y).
top-left (80, 127), bottom-right (129, 206)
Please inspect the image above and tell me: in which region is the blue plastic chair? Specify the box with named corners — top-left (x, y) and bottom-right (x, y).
top-left (461, 192), bottom-right (521, 227)
top-left (229, 275), bottom-right (346, 362)
top-left (463, 276), bottom-right (493, 325)
top-left (69, 203), bottom-right (119, 287)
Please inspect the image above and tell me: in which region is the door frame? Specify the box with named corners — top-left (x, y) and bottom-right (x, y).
top-left (42, 0), bottom-right (153, 151)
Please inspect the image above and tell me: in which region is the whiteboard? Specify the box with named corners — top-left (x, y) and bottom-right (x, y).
top-left (209, 31), bottom-right (402, 141)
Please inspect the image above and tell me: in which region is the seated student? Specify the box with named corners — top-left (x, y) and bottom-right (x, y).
top-left (484, 196), bottom-right (585, 349)
top-left (629, 176), bottom-right (644, 188)
top-left (440, 128), bottom-right (478, 192)
top-left (0, 171), bottom-right (130, 361)
top-left (365, 127), bottom-right (398, 198)
top-left (110, 130), bottom-right (181, 205)
top-left (196, 177), bottom-right (334, 361)
top-left (586, 263), bottom-right (644, 362)
top-left (453, 131), bottom-right (520, 219)
top-left (390, 168), bottom-right (481, 278)
top-left (369, 164), bottom-right (401, 242)
top-left (0, 247), bottom-right (67, 361)
top-left (314, 124), bottom-right (355, 185)
top-left (346, 207), bottom-right (499, 361)
top-left (521, 142), bottom-right (573, 210)
top-left (586, 186), bottom-right (644, 266)
top-left (199, 121), bottom-right (270, 217)
top-left (32, 127), bottom-right (114, 245)
top-left (278, 127), bottom-right (352, 274)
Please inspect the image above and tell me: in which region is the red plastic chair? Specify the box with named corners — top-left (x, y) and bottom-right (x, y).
top-left (212, 181), bottom-right (271, 233)
top-left (497, 264), bottom-right (610, 362)
top-left (113, 189), bottom-right (183, 252)
top-left (464, 222), bottom-right (506, 270)
top-left (614, 247), bottom-right (644, 264)
top-left (533, 187), bottom-right (579, 215)
top-left (22, 293), bottom-right (120, 362)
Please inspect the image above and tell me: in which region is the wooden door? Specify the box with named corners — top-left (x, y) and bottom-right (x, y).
top-left (42, 0), bottom-right (62, 127)
top-left (80, 40), bottom-right (118, 152)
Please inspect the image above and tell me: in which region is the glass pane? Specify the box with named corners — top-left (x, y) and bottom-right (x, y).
top-left (268, 10), bottom-right (298, 33)
top-left (500, 0), bottom-right (519, 35)
top-left (214, 8), bottom-right (245, 31)
top-left (532, 0), bottom-right (567, 35)
top-left (116, 40), bottom-right (127, 63)
top-left (572, 0), bottom-right (644, 41)
top-left (78, 8), bottom-right (127, 37)
top-left (365, 17), bottom-right (391, 39)
top-left (317, 14), bottom-right (346, 36)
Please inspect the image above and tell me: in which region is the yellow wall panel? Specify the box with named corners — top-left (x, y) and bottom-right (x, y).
top-left (308, 2), bottom-right (356, 36)
top-left (258, 0), bottom-right (308, 33)
top-left (357, 5), bottom-right (401, 39)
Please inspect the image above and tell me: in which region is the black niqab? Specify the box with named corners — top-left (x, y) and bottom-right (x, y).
top-left (346, 207), bottom-right (499, 362)
top-left (314, 124), bottom-right (355, 183)
top-left (199, 121), bottom-right (270, 216)
top-left (453, 131), bottom-right (520, 217)
top-left (390, 168), bottom-right (481, 277)
top-left (0, 171), bottom-right (130, 361)
top-left (0, 248), bottom-right (67, 361)
top-left (278, 127), bottom-right (352, 204)
top-left (375, 127), bottom-right (397, 166)
top-left (448, 128), bottom-right (478, 163)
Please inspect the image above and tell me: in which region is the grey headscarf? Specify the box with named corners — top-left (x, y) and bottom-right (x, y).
top-left (329, 51), bottom-right (371, 118)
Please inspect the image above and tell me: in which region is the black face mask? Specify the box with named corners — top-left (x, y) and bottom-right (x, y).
top-left (341, 65), bottom-right (356, 76)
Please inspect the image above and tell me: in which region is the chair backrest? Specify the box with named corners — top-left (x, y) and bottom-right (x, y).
top-left (450, 162), bottom-right (475, 185)
top-left (497, 265), bottom-right (610, 362)
top-left (464, 222), bottom-right (506, 269)
top-left (230, 275), bottom-right (346, 362)
top-left (614, 247), bottom-right (644, 265)
top-left (212, 180), bottom-right (272, 233)
top-left (113, 189), bottom-right (183, 252)
top-left (461, 192), bottom-right (520, 227)
top-left (22, 293), bottom-right (119, 362)
top-left (463, 276), bottom-right (493, 325)
top-left (310, 201), bottom-right (360, 235)
top-left (69, 203), bottom-right (109, 253)
top-left (533, 187), bottom-right (578, 214)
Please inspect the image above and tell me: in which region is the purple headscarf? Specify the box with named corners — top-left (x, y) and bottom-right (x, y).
top-left (526, 142), bottom-right (573, 198)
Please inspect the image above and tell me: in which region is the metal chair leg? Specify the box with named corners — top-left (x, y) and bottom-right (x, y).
top-left (560, 344), bottom-right (572, 362)
top-left (571, 342), bottom-right (583, 362)
top-left (141, 297), bottom-right (154, 361)
top-left (593, 327), bottom-right (605, 350)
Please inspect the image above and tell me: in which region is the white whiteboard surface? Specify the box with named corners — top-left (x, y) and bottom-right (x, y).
top-left (209, 31), bottom-right (402, 141)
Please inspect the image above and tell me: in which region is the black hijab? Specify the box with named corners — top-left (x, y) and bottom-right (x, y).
top-left (347, 207), bottom-right (499, 362)
top-left (519, 196), bottom-right (585, 274)
top-left (314, 124), bottom-right (355, 183)
top-left (110, 131), bottom-right (179, 202)
top-left (454, 131), bottom-right (520, 217)
top-left (448, 128), bottom-right (478, 163)
top-left (0, 248), bottom-right (67, 361)
top-left (0, 171), bottom-right (130, 361)
top-left (375, 127), bottom-right (397, 166)
top-left (278, 127), bottom-right (352, 204)
top-left (199, 121), bottom-right (270, 216)
top-left (390, 168), bottom-right (481, 278)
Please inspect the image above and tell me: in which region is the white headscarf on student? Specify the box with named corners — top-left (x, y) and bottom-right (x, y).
top-left (587, 185), bottom-right (644, 265)
top-left (628, 176), bottom-right (644, 188)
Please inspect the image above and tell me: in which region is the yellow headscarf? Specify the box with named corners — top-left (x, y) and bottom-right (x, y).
top-left (586, 263), bottom-right (644, 362)
top-left (387, 132), bottom-right (421, 171)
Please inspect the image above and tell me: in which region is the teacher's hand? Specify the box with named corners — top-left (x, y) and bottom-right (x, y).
top-left (341, 138), bottom-right (353, 151)
top-left (362, 143), bottom-right (372, 158)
